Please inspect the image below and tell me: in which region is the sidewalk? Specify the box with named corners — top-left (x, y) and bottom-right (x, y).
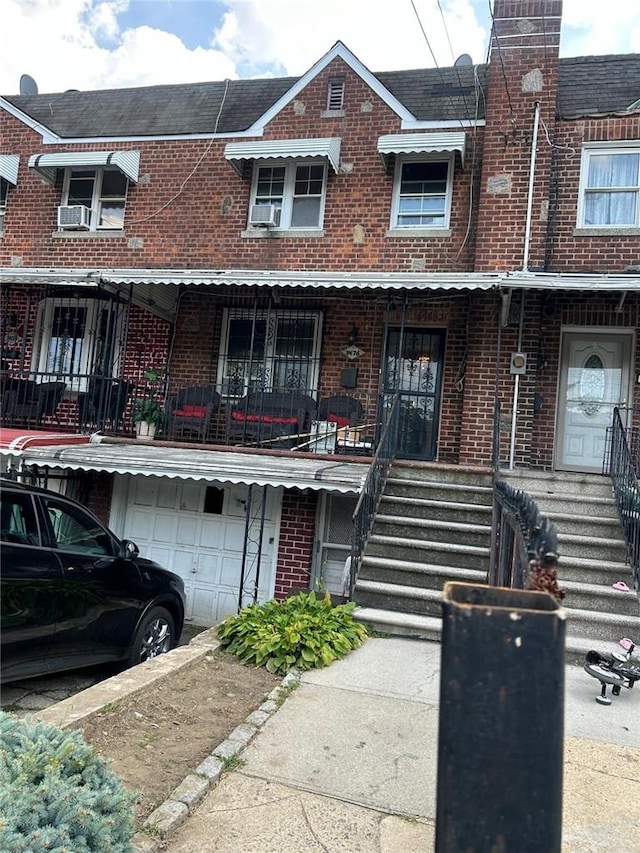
top-left (160, 637), bottom-right (640, 853)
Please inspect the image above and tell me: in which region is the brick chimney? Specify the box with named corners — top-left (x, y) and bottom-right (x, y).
top-left (474, 0), bottom-right (562, 271)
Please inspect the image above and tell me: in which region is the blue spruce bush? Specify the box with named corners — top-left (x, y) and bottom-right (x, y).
top-left (0, 710), bottom-right (135, 852)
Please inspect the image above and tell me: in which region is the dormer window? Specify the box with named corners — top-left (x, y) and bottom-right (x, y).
top-left (327, 78), bottom-right (345, 112)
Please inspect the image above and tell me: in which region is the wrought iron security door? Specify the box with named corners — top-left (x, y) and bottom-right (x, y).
top-left (382, 328), bottom-right (444, 460)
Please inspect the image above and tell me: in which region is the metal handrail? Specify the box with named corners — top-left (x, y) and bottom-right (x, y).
top-left (349, 394), bottom-right (400, 597)
top-left (489, 479), bottom-right (563, 600)
top-left (492, 398), bottom-right (501, 480)
top-left (605, 407), bottom-right (639, 593)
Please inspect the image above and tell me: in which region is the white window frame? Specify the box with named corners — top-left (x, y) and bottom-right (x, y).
top-left (61, 166), bottom-right (129, 231)
top-left (32, 298), bottom-right (124, 392)
top-left (577, 143), bottom-right (640, 229)
top-left (217, 308), bottom-right (323, 399)
top-left (390, 154), bottom-right (454, 230)
top-left (0, 179), bottom-right (7, 234)
top-left (249, 159), bottom-right (328, 230)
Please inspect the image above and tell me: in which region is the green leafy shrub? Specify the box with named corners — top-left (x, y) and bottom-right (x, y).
top-left (217, 590), bottom-right (368, 674)
top-left (0, 711), bottom-right (136, 853)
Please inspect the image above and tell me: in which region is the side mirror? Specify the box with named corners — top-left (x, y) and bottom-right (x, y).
top-left (120, 539), bottom-right (140, 560)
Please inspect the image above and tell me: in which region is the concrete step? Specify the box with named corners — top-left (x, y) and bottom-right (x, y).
top-left (366, 534), bottom-right (490, 571)
top-left (385, 478), bottom-right (493, 506)
top-left (372, 514), bottom-right (491, 548)
top-left (391, 461), bottom-right (493, 487)
top-left (378, 495), bottom-right (493, 525)
top-left (528, 493), bottom-right (619, 519)
top-left (353, 607), bottom-right (443, 641)
top-left (502, 470), bottom-right (614, 499)
top-left (556, 531), bottom-right (628, 562)
top-left (563, 605), bottom-right (640, 643)
top-left (358, 555), bottom-right (486, 589)
top-left (353, 608), bottom-right (638, 667)
top-left (544, 513), bottom-right (623, 537)
top-left (557, 554), bottom-right (634, 585)
top-left (354, 579), bottom-right (443, 617)
top-left (561, 579), bottom-right (640, 617)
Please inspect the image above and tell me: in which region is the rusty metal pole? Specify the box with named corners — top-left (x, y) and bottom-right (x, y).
top-left (435, 582), bottom-right (565, 853)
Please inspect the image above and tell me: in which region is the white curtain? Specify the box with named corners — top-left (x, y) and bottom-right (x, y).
top-left (585, 152), bottom-right (639, 225)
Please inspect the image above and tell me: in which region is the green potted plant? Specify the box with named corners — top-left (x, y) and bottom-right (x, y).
top-left (132, 366), bottom-right (166, 441)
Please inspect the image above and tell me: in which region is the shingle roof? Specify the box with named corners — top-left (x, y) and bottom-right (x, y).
top-left (2, 55), bottom-right (638, 139)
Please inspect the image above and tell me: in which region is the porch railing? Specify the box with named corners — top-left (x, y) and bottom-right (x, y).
top-left (604, 407), bottom-right (640, 593)
top-left (349, 394), bottom-right (401, 597)
top-left (489, 479), bottom-right (563, 600)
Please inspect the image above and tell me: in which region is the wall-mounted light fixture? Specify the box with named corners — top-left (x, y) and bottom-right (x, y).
top-left (348, 323), bottom-right (359, 345)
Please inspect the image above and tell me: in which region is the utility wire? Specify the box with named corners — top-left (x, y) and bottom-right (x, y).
top-left (128, 78), bottom-right (231, 225)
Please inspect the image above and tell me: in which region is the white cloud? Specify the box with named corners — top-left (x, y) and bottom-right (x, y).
top-left (213, 0), bottom-right (488, 76)
top-left (0, 0), bottom-right (637, 96)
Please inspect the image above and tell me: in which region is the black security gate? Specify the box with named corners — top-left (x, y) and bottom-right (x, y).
top-left (381, 327), bottom-right (444, 460)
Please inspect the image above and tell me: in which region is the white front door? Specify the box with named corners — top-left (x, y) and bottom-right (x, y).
top-left (556, 331), bottom-right (633, 472)
top-left (112, 476), bottom-right (280, 625)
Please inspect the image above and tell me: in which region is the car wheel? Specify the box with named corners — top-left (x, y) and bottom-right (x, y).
top-left (128, 606), bottom-right (175, 667)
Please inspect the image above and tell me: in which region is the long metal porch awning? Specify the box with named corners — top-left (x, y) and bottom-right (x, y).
top-left (17, 440), bottom-right (370, 493)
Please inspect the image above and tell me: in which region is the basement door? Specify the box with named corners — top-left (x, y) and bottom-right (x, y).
top-left (313, 492), bottom-right (357, 596)
top-left (556, 331), bottom-right (633, 473)
top-left (112, 476), bottom-right (280, 625)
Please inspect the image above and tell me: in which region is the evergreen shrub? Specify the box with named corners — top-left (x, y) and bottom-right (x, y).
top-left (0, 711), bottom-right (136, 853)
top-left (217, 590), bottom-right (368, 674)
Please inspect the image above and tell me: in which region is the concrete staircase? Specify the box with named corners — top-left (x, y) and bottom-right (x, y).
top-left (502, 469), bottom-right (640, 665)
top-left (352, 462), bottom-right (493, 641)
top-left (352, 463), bottom-right (640, 665)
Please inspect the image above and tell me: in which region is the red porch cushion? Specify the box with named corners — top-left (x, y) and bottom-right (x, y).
top-left (231, 411), bottom-right (297, 425)
top-left (174, 405), bottom-right (208, 417)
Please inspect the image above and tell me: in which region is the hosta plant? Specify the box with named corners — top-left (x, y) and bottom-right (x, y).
top-left (0, 711), bottom-right (136, 853)
top-left (217, 590), bottom-right (368, 674)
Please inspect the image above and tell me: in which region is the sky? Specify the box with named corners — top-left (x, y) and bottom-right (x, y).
top-left (1, 0), bottom-right (639, 96)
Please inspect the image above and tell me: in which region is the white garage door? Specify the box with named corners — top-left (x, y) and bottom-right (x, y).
top-left (115, 476), bottom-right (280, 626)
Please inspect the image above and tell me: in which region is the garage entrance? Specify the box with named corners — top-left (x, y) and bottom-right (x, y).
top-left (112, 476), bottom-right (281, 625)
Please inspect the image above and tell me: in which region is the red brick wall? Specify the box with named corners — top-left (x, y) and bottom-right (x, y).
top-left (274, 490), bottom-right (317, 599)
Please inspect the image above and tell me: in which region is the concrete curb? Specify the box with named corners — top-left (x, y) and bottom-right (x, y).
top-left (33, 627), bottom-right (300, 853)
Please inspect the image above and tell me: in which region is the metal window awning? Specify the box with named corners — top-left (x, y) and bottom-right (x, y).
top-left (224, 138), bottom-right (342, 175)
top-left (28, 151), bottom-right (141, 184)
top-left (377, 132), bottom-right (466, 169)
top-left (0, 155), bottom-right (20, 185)
top-left (18, 440), bottom-right (370, 494)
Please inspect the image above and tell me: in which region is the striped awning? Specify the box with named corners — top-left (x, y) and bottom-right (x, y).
top-left (377, 132), bottom-right (466, 169)
top-left (28, 150), bottom-right (141, 184)
top-left (18, 440), bottom-right (370, 493)
top-left (225, 138), bottom-right (342, 174)
top-left (0, 155), bottom-right (20, 185)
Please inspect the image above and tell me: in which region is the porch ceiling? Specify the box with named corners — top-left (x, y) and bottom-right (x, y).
top-left (17, 440), bottom-right (370, 493)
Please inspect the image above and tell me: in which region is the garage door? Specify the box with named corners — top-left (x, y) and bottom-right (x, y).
top-left (115, 476), bottom-right (280, 626)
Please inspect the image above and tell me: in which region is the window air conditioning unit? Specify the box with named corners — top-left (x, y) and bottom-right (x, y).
top-left (57, 204), bottom-right (91, 230)
top-left (249, 204), bottom-right (281, 227)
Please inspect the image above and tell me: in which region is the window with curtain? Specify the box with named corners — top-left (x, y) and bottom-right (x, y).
top-left (390, 156), bottom-right (453, 229)
top-left (580, 148), bottom-right (640, 227)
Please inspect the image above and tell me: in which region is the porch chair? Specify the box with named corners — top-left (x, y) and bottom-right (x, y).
top-left (33, 381), bottom-right (67, 426)
top-left (79, 375), bottom-right (134, 432)
top-left (227, 389), bottom-right (317, 449)
top-left (166, 385), bottom-right (221, 442)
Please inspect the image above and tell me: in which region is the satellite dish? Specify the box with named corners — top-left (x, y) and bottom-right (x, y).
top-left (454, 54), bottom-right (473, 67)
top-left (19, 73), bottom-right (38, 95)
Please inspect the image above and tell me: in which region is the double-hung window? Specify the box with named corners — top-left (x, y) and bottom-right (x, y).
top-left (218, 309), bottom-right (322, 398)
top-left (252, 161), bottom-right (327, 229)
top-left (579, 146), bottom-right (640, 228)
top-left (391, 156), bottom-right (453, 229)
top-left (63, 167), bottom-right (128, 230)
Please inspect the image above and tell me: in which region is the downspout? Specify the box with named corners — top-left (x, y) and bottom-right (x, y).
top-left (509, 101), bottom-right (541, 469)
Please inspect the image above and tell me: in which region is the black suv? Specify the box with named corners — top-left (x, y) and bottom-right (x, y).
top-left (1, 479), bottom-right (185, 683)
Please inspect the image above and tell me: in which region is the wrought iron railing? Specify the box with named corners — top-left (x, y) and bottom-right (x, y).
top-left (492, 398), bottom-right (501, 480)
top-left (604, 407), bottom-right (639, 593)
top-left (489, 479), bottom-right (563, 600)
top-left (349, 394), bottom-right (401, 597)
